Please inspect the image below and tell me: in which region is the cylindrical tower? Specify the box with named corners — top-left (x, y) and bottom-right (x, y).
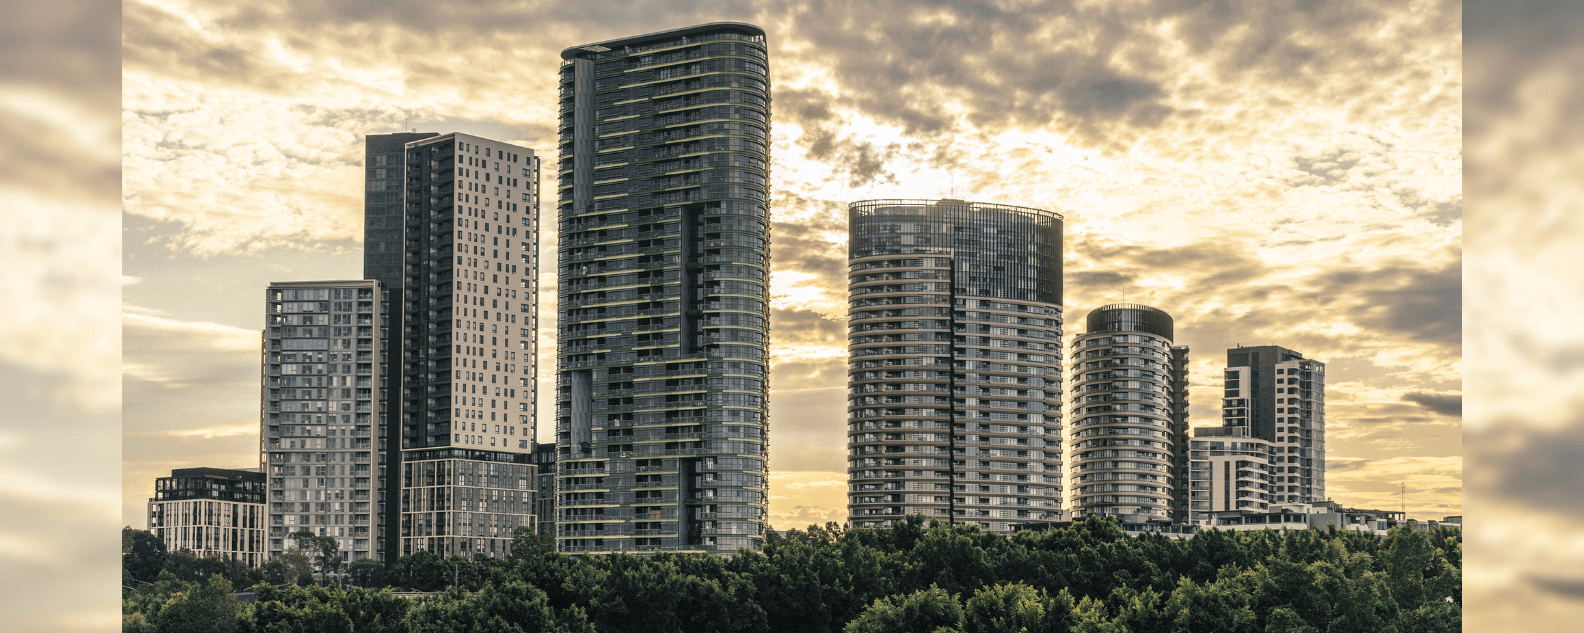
top-left (1067, 304), bottom-right (1188, 522)
top-left (846, 199), bottom-right (1065, 534)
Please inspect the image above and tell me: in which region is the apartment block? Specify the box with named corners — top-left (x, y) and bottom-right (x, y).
top-left (147, 467), bottom-right (267, 567)
top-left (1067, 304), bottom-right (1189, 523)
top-left (1186, 425), bottom-right (1275, 523)
top-left (397, 132), bottom-right (542, 558)
top-left (365, 131), bottom-right (439, 561)
top-left (260, 279), bottom-right (384, 564)
top-left (845, 199), bottom-right (1066, 534)
top-left (1223, 345), bottom-right (1326, 504)
top-left (555, 23), bottom-right (772, 553)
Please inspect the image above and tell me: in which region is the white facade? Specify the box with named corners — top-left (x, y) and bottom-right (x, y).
top-left (1187, 425), bottom-right (1275, 524)
top-left (1270, 358), bottom-right (1326, 503)
top-left (147, 468), bottom-right (267, 567)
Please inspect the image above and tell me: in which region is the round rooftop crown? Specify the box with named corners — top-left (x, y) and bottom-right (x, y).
top-left (1086, 303), bottom-right (1174, 341)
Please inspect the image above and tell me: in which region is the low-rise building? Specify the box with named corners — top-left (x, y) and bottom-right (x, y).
top-left (1187, 425), bottom-right (1275, 524)
top-left (1204, 500), bottom-right (1461, 535)
top-left (147, 467), bottom-right (267, 566)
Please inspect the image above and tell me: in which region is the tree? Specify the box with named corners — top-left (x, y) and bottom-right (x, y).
top-left (291, 530), bottom-right (344, 584)
top-left (150, 575), bottom-right (239, 633)
top-left (347, 558), bottom-right (387, 589)
top-left (1263, 607), bottom-right (1317, 633)
top-left (1162, 575), bottom-right (1256, 633)
top-left (388, 549), bottom-right (451, 591)
top-left (845, 586), bottom-right (964, 633)
top-left (264, 549), bottom-right (315, 586)
top-left (587, 553), bottom-right (766, 633)
top-left (1108, 586), bottom-right (1169, 633)
top-left (406, 581), bottom-right (594, 633)
top-left (508, 525), bottom-right (556, 558)
top-left (124, 527), bottom-right (168, 584)
top-left (117, 516), bottom-right (1460, 633)
top-left (962, 582), bottom-right (1076, 633)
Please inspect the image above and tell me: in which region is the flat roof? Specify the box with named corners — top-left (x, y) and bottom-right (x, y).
top-left (268, 279), bottom-right (380, 287)
top-left (561, 22), bottom-right (765, 60)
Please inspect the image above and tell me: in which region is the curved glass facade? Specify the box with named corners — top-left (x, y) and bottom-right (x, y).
top-left (846, 199), bottom-right (1065, 533)
top-left (1067, 304), bottom-right (1189, 522)
top-left (555, 23), bottom-right (771, 554)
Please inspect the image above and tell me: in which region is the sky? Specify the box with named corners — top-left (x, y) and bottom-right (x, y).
top-left (118, 0), bottom-right (1464, 539)
top-left (47, 0), bottom-right (1584, 631)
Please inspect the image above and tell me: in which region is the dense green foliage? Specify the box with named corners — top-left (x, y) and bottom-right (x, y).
top-left (123, 517), bottom-right (1461, 632)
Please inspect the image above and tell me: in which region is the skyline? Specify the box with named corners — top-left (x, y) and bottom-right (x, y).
top-left (122, 2), bottom-right (1461, 535)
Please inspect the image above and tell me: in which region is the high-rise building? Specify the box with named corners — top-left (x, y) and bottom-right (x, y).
top-left (1067, 304), bottom-right (1190, 523)
top-left (555, 23), bottom-right (772, 554)
top-left (1186, 425), bottom-right (1275, 523)
top-left (1222, 345), bottom-right (1326, 503)
top-left (397, 132), bottom-right (542, 558)
top-left (365, 132), bottom-right (438, 561)
top-left (845, 199), bottom-right (1065, 534)
top-left (261, 280), bottom-right (385, 564)
top-left (147, 467), bottom-right (267, 567)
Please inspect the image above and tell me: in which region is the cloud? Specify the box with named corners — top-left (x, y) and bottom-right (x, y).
top-left (768, 471), bottom-right (850, 531)
top-left (1529, 575), bottom-right (1584, 600)
top-left (157, 425), bottom-right (259, 439)
top-left (122, 308), bottom-right (261, 387)
top-left (1403, 391), bottom-right (1462, 417)
top-left (1469, 413), bottom-right (1584, 520)
top-left (783, 479), bottom-right (847, 490)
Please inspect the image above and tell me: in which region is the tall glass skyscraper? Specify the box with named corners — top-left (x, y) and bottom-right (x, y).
top-left (1066, 304), bottom-right (1190, 523)
top-left (364, 131), bottom-right (436, 561)
top-left (846, 199), bottom-right (1065, 534)
top-left (555, 23), bottom-right (772, 554)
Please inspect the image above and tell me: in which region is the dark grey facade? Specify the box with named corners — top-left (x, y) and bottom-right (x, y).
top-left (846, 199), bottom-right (1065, 534)
top-left (397, 132), bottom-right (542, 558)
top-left (1222, 345), bottom-right (1326, 503)
top-left (152, 467), bottom-right (267, 503)
top-left (555, 23), bottom-right (772, 554)
top-left (1067, 304), bottom-right (1190, 523)
top-left (364, 132), bottom-right (435, 562)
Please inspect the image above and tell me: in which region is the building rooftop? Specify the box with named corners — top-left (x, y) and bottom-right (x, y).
top-left (561, 22), bottom-right (766, 60)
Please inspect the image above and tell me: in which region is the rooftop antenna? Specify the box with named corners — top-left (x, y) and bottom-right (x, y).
top-left (1400, 481), bottom-right (1405, 516)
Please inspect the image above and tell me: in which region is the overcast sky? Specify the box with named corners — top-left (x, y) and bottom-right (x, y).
top-left (119, 0), bottom-right (1462, 537)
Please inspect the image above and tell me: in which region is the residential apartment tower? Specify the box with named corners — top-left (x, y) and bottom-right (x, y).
top-left (365, 131), bottom-right (438, 560)
top-left (555, 23), bottom-right (772, 553)
top-left (846, 199), bottom-right (1066, 534)
top-left (261, 280), bottom-right (386, 564)
top-left (397, 132), bottom-right (542, 558)
top-left (1066, 304), bottom-right (1190, 523)
top-left (1222, 345), bottom-right (1326, 504)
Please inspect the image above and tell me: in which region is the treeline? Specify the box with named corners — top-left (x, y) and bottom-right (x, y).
top-left (123, 517), bottom-right (1460, 632)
